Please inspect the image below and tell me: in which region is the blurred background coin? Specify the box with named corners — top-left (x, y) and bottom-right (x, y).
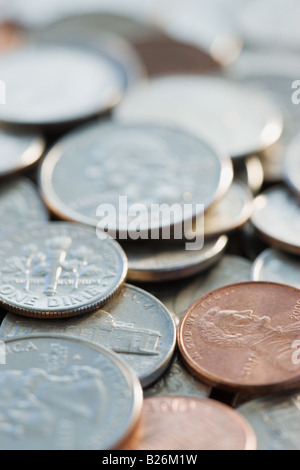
top-left (0, 335), bottom-right (143, 450)
top-left (0, 284), bottom-right (176, 388)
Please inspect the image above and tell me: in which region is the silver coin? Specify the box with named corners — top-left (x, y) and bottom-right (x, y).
top-left (39, 120), bottom-right (233, 238)
top-left (237, 0), bottom-right (300, 51)
top-left (27, 14), bottom-right (147, 90)
top-left (284, 132), bottom-right (300, 197)
top-left (0, 43), bottom-right (124, 129)
top-left (251, 248), bottom-right (300, 290)
top-left (124, 235), bottom-right (228, 283)
top-left (0, 222), bottom-right (128, 318)
top-left (185, 180), bottom-right (254, 240)
top-left (0, 284), bottom-right (176, 388)
top-left (144, 352), bottom-right (211, 399)
top-left (114, 74), bottom-right (283, 159)
top-left (251, 185), bottom-right (300, 255)
top-left (0, 334), bottom-right (142, 450)
top-left (0, 129), bottom-right (45, 178)
top-left (148, 0), bottom-right (243, 65)
top-left (238, 391), bottom-right (300, 450)
top-left (152, 254), bottom-right (252, 323)
top-left (0, 177), bottom-right (49, 241)
top-left (233, 156), bottom-right (264, 195)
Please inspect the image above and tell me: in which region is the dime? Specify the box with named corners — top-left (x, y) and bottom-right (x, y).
top-left (0, 129), bottom-right (45, 178)
top-left (283, 132), bottom-right (300, 197)
top-left (114, 74), bottom-right (283, 159)
top-left (143, 352), bottom-right (211, 399)
top-left (177, 282), bottom-right (300, 394)
top-left (123, 236), bottom-right (228, 283)
top-left (0, 177), bottom-right (48, 242)
top-left (0, 284), bottom-right (176, 388)
top-left (0, 335), bottom-right (143, 450)
top-left (0, 222), bottom-right (128, 318)
top-left (185, 180), bottom-right (254, 240)
top-left (251, 249), bottom-right (300, 290)
top-left (39, 121), bottom-right (233, 238)
top-left (238, 391), bottom-right (300, 450)
top-left (251, 185), bottom-right (300, 256)
top-left (0, 43), bottom-right (124, 130)
top-left (122, 396), bottom-right (257, 450)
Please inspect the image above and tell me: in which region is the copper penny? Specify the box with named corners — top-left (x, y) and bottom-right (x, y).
top-left (121, 396), bottom-right (257, 450)
top-left (177, 282), bottom-right (300, 394)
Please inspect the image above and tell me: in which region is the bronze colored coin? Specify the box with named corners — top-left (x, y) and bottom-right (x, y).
top-left (122, 396), bottom-right (257, 450)
top-left (177, 282), bottom-right (300, 394)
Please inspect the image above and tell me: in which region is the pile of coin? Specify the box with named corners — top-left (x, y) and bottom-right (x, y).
top-left (0, 0), bottom-right (299, 451)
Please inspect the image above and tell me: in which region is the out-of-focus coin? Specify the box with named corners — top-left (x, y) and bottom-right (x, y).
top-left (0, 21), bottom-right (24, 51)
top-left (238, 391), bottom-right (300, 450)
top-left (0, 222), bottom-right (128, 319)
top-left (185, 180), bottom-right (254, 240)
top-left (237, 0), bottom-right (300, 51)
top-left (251, 185), bottom-right (300, 256)
top-left (148, 0), bottom-right (243, 66)
top-left (0, 43), bottom-right (124, 131)
top-left (0, 284), bottom-right (176, 388)
top-left (0, 334), bottom-right (143, 450)
top-left (0, 177), bottom-right (48, 241)
top-left (178, 282), bottom-right (300, 394)
top-left (122, 396), bottom-right (257, 450)
top-left (144, 352), bottom-right (211, 399)
top-left (251, 249), bottom-right (300, 290)
top-left (27, 14), bottom-right (147, 90)
top-left (114, 75), bottom-right (283, 159)
top-left (233, 156), bottom-right (264, 195)
top-left (39, 121), bottom-right (233, 238)
top-left (284, 132), bottom-right (300, 197)
top-left (0, 129), bottom-right (45, 178)
top-left (123, 236), bottom-right (228, 283)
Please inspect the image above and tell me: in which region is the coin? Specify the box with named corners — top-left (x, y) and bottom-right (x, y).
top-left (237, 0), bottom-right (300, 51)
top-left (251, 185), bottom-right (300, 256)
top-left (0, 43), bottom-right (124, 131)
top-left (283, 132), bottom-right (300, 197)
top-left (144, 352), bottom-right (211, 399)
top-left (0, 222), bottom-right (128, 319)
top-left (0, 334), bottom-right (143, 450)
top-left (233, 156), bottom-right (264, 195)
top-left (178, 281), bottom-right (300, 394)
top-left (114, 74), bottom-right (283, 159)
top-left (251, 249), bottom-right (300, 290)
top-left (0, 177), bottom-right (48, 242)
top-left (39, 120), bottom-right (233, 238)
top-left (122, 396), bottom-right (257, 450)
top-left (238, 390), bottom-right (300, 450)
top-left (0, 283), bottom-right (176, 388)
top-left (0, 129), bottom-right (45, 178)
top-left (123, 236), bottom-right (228, 283)
top-left (185, 180), bottom-right (254, 240)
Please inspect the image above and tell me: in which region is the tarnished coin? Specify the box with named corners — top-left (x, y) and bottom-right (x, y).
top-left (123, 236), bottom-right (228, 283)
top-left (251, 249), bottom-right (300, 290)
top-left (185, 180), bottom-right (254, 240)
top-left (0, 177), bottom-right (48, 241)
top-left (122, 396), bottom-right (257, 450)
top-left (0, 335), bottom-right (142, 450)
top-left (0, 222), bottom-right (128, 319)
top-left (238, 391), bottom-right (300, 450)
top-left (114, 74), bottom-right (283, 159)
top-left (39, 121), bottom-right (233, 238)
top-left (0, 43), bottom-right (124, 130)
top-left (178, 282), bottom-right (300, 394)
top-left (237, 0), bottom-right (300, 51)
top-left (0, 129), bottom-right (45, 178)
top-left (251, 185), bottom-right (300, 256)
top-left (144, 352), bottom-right (211, 399)
top-left (284, 132), bottom-right (300, 197)
top-left (0, 284), bottom-right (176, 388)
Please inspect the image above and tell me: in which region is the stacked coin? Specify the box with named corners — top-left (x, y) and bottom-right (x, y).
top-left (0, 1), bottom-right (299, 451)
